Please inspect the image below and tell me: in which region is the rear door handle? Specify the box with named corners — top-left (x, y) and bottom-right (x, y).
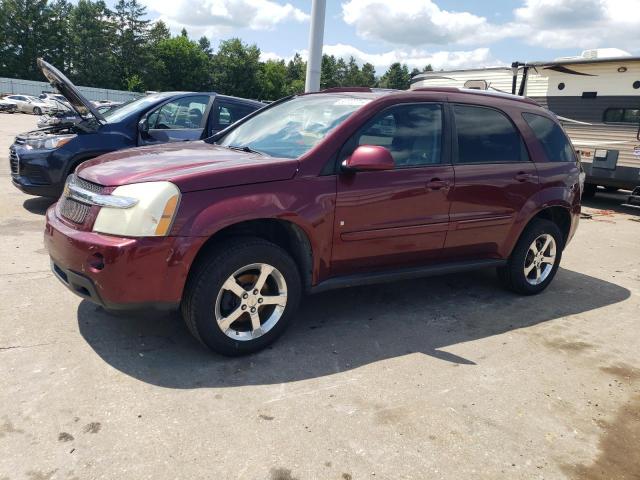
top-left (514, 172), bottom-right (534, 182)
top-left (426, 178), bottom-right (450, 190)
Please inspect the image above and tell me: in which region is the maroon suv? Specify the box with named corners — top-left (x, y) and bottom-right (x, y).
top-left (44, 87), bottom-right (581, 355)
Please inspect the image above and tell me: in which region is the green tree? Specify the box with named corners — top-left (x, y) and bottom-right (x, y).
top-left (379, 62), bottom-right (411, 90)
top-left (285, 53), bottom-right (306, 94)
top-left (148, 19), bottom-right (170, 44)
top-left (150, 34), bottom-right (211, 91)
top-left (258, 59), bottom-right (287, 100)
top-left (113, 0), bottom-right (149, 88)
top-left (360, 63), bottom-right (376, 87)
top-left (67, 0), bottom-right (116, 88)
top-left (211, 38), bottom-right (261, 98)
top-left (0, 0), bottom-right (70, 80)
top-left (343, 56), bottom-right (362, 86)
top-left (198, 36), bottom-right (213, 57)
top-left (320, 54), bottom-right (339, 89)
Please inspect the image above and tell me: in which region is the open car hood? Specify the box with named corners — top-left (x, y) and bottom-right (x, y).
top-left (37, 58), bottom-right (105, 123)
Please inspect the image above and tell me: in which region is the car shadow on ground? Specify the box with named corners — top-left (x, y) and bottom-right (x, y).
top-left (582, 189), bottom-right (639, 215)
top-left (22, 197), bottom-right (55, 215)
top-left (76, 267), bottom-right (630, 389)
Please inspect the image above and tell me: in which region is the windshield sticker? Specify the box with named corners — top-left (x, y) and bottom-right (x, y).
top-left (333, 98), bottom-right (370, 106)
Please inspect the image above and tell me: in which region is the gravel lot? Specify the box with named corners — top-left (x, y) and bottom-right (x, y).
top-left (1, 113), bottom-right (638, 480)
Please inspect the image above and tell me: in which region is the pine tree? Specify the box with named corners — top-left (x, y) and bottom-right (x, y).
top-left (113, 0), bottom-right (149, 89)
top-left (68, 0), bottom-right (116, 87)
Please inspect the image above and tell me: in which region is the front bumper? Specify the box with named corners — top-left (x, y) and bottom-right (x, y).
top-left (44, 206), bottom-right (202, 310)
top-left (10, 145), bottom-right (62, 197)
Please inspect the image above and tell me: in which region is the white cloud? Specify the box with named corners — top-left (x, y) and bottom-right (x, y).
top-left (513, 0), bottom-right (640, 50)
top-left (142, 0), bottom-right (308, 38)
top-left (260, 51), bottom-right (285, 62)
top-left (340, 0), bottom-right (640, 53)
top-left (341, 0), bottom-right (511, 46)
top-left (269, 44), bottom-right (503, 74)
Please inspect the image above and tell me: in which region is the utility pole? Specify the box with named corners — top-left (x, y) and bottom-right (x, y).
top-left (304, 0), bottom-right (326, 92)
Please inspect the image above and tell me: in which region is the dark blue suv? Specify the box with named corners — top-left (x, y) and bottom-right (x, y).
top-left (10, 59), bottom-right (264, 197)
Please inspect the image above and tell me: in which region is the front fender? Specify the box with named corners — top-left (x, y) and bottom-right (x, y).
top-left (172, 176), bottom-right (337, 284)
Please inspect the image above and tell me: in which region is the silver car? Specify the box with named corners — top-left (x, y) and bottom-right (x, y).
top-left (3, 95), bottom-right (52, 115)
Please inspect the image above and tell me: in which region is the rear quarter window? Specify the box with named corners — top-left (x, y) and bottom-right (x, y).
top-left (522, 113), bottom-right (575, 162)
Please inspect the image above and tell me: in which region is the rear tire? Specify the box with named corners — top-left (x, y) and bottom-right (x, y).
top-left (498, 218), bottom-right (563, 295)
top-left (582, 183), bottom-right (597, 199)
top-left (181, 237), bottom-right (302, 356)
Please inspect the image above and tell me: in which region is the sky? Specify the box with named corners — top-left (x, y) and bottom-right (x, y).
top-left (130, 0), bottom-right (640, 74)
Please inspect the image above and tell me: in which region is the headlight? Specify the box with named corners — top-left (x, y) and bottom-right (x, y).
top-left (25, 134), bottom-right (75, 150)
top-left (93, 182), bottom-right (181, 237)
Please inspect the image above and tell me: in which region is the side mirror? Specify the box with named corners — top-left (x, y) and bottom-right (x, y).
top-left (138, 117), bottom-right (149, 135)
top-left (342, 145), bottom-right (394, 172)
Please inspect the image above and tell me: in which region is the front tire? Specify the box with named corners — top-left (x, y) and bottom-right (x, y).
top-left (498, 218), bottom-right (563, 295)
top-left (181, 238), bottom-right (302, 356)
top-left (33, 107), bottom-right (42, 115)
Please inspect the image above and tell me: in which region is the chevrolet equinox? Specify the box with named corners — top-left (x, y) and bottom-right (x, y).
top-left (45, 87), bottom-right (582, 355)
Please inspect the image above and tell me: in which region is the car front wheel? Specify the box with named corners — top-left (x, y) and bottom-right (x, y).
top-left (498, 218), bottom-right (563, 295)
top-left (33, 107), bottom-right (42, 115)
top-left (181, 238), bottom-right (302, 356)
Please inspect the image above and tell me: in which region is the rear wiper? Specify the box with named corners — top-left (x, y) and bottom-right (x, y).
top-left (224, 144), bottom-right (265, 156)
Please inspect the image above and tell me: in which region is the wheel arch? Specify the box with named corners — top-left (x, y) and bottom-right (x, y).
top-left (506, 203), bottom-right (572, 257)
top-left (186, 218), bottom-right (314, 293)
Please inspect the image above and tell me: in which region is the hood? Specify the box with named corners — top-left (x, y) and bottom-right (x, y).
top-left (77, 141), bottom-right (299, 192)
top-left (37, 58), bottom-right (105, 123)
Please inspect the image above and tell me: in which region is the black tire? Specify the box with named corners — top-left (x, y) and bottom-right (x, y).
top-left (582, 183), bottom-right (597, 199)
top-left (33, 107), bottom-right (42, 115)
top-left (497, 218), bottom-right (563, 295)
top-left (603, 186), bottom-right (619, 193)
top-left (181, 237), bottom-right (302, 356)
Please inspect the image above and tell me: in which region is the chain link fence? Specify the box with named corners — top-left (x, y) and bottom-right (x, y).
top-left (0, 77), bottom-right (142, 103)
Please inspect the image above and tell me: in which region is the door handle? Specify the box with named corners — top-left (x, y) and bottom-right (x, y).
top-left (426, 178), bottom-right (449, 190)
top-left (514, 172), bottom-right (533, 182)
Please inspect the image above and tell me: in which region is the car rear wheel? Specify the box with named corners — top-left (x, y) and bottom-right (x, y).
top-left (181, 237), bottom-right (302, 356)
top-left (498, 218), bottom-right (563, 295)
top-left (33, 107), bottom-right (42, 115)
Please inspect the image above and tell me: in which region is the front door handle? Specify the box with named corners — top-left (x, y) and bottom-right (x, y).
top-left (514, 172), bottom-right (534, 182)
top-left (426, 178), bottom-right (450, 190)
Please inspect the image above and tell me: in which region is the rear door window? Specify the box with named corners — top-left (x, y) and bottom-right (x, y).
top-left (212, 101), bottom-right (258, 130)
top-left (147, 95), bottom-right (210, 130)
top-left (454, 105), bottom-right (528, 163)
top-left (522, 113), bottom-right (575, 162)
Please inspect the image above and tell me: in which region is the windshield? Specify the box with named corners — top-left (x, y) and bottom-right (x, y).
top-left (217, 94), bottom-right (372, 158)
top-left (102, 94), bottom-right (166, 123)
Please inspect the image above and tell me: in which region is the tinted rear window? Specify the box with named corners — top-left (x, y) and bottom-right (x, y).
top-left (454, 105), bottom-right (527, 163)
top-left (522, 113), bottom-right (575, 162)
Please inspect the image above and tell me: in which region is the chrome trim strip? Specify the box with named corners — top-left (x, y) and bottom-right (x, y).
top-left (68, 184), bottom-right (138, 209)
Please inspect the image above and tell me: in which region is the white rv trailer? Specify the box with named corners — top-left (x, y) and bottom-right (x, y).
top-left (410, 49), bottom-right (640, 197)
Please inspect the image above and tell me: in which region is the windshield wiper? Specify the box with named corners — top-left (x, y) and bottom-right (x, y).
top-left (224, 144), bottom-right (265, 156)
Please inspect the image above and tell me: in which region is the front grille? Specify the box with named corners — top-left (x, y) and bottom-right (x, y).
top-left (9, 148), bottom-right (19, 176)
top-left (58, 174), bottom-right (104, 225)
top-left (59, 197), bottom-right (92, 224)
top-left (73, 175), bottom-right (103, 194)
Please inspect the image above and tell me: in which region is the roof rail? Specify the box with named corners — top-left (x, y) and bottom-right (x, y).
top-left (412, 86), bottom-right (540, 105)
top-left (319, 87), bottom-right (372, 93)
top-left (411, 87), bottom-right (461, 93)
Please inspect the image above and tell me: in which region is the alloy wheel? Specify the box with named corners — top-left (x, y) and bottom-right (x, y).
top-left (524, 233), bottom-right (557, 285)
top-left (214, 263), bottom-right (288, 341)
